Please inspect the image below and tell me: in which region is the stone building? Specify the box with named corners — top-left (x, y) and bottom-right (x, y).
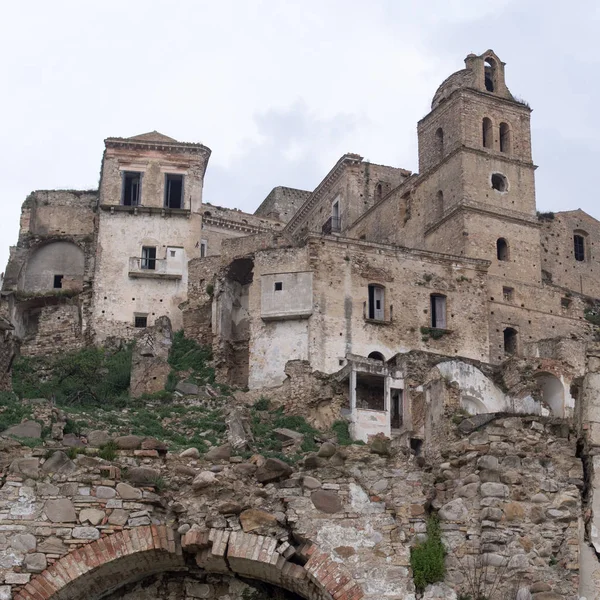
top-left (2, 49), bottom-right (600, 442)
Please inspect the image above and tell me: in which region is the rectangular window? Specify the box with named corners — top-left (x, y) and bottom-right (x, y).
top-left (134, 315), bottom-right (148, 328)
top-left (122, 171), bottom-right (142, 206)
top-left (165, 174), bottom-right (184, 209)
top-left (503, 287), bottom-right (514, 302)
top-left (53, 274), bottom-right (63, 289)
top-left (274, 281), bottom-right (283, 291)
top-left (430, 294), bottom-right (447, 329)
top-left (368, 285), bottom-right (385, 320)
top-left (141, 246), bottom-right (157, 270)
top-left (574, 234), bottom-right (585, 261)
top-left (200, 240), bottom-right (208, 258)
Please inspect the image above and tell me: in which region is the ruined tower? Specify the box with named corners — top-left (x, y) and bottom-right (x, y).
top-left (417, 50), bottom-right (540, 286)
top-left (91, 132), bottom-right (211, 341)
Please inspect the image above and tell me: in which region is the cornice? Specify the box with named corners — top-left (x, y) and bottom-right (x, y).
top-left (202, 215), bottom-right (279, 235)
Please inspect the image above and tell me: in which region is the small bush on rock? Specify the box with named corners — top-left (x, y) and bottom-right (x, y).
top-left (410, 515), bottom-right (446, 592)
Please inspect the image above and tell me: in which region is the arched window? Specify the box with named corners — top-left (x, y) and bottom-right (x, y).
top-left (430, 294), bottom-right (447, 329)
top-left (435, 128), bottom-right (444, 161)
top-left (484, 57), bottom-right (497, 92)
top-left (375, 183), bottom-right (383, 201)
top-left (482, 118), bottom-right (493, 149)
top-left (434, 190), bottom-right (444, 219)
top-left (496, 238), bottom-right (509, 261)
top-left (499, 122), bottom-right (511, 153)
top-left (368, 284), bottom-right (385, 321)
top-left (574, 232), bottom-right (586, 261)
top-left (504, 327), bottom-right (518, 355)
top-left (368, 351), bottom-right (385, 362)
top-left (491, 173), bottom-right (508, 192)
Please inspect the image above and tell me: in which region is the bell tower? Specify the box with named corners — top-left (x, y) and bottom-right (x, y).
top-left (417, 50), bottom-right (540, 285)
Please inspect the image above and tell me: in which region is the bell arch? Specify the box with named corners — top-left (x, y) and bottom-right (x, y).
top-left (14, 526), bottom-right (364, 600)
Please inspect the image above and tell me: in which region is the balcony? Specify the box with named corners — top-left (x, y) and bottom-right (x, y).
top-left (128, 257), bottom-right (182, 280)
top-left (321, 216), bottom-right (341, 235)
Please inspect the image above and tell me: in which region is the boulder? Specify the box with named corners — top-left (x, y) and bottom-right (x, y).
top-left (304, 454), bottom-right (328, 469)
top-left (480, 482), bottom-right (509, 498)
top-left (126, 467), bottom-right (160, 485)
top-left (87, 430), bottom-right (111, 448)
top-left (44, 499), bottom-right (76, 523)
top-left (255, 458), bottom-right (293, 483)
top-left (239, 509), bottom-right (279, 533)
top-left (2, 420), bottom-right (42, 439)
top-left (274, 428), bottom-right (304, 444)
top-left (62, 433), bottom-right (85, 448)
top-left (369, 433), bottom-right (391, 456)
top-left (72, 527), bottom-right (100, 540)
top-left (192, 471), bottom-right (216, 490)
top-left (116, 482), bottom-right (142, 500)
top-left (114, 435), bottom-right (144, 450)
top-left (96, 485), bottom-right (116, 499)
top-left (302, 476), bottom-right (322, 490)
top-left (42, 451), bottom-right (76, 474)
top-left (11, 534), bottom-right (36, 553)
top-left (205, 444), bottom-right (231, 461)
top-left (10, 458), bottom-right (40, 479)
top-left (37, 537), bottom-right (68, 555)
top-left (79, 508), bottom-right (105, 526)
top-left (217, 501), bottom-right (244, 514)
top-left (24, 553), bottom-right (47, 573)
top-left (180, 447), bottom-right (200, 458)
top-left (108, 509), bottom-right (129, 526)
top-left (438, 498), bottom-right (468, 522)
top-left (175, 381), bottom-right (200, 396)
top-left (317, 442), bottom-right (337, 458)
top-left (311, 490), bottom-right (342, 514)
top-left (141, 438), bottom-right (168, 453)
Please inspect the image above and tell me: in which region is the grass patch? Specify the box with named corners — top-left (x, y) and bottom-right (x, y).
top-left (410, 516), bottom-right (446, 593)
top-left (0, 392), bottom-right (32, 432)
top-left (331, 420), bottom-right (353, 445)
top-left (98, 441), bottom-right (118, 461)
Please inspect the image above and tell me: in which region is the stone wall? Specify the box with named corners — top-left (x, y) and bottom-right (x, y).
top-left (254, 186), bottom-right (312, 223)
top-left (0, 409), bottom-right (585, 600)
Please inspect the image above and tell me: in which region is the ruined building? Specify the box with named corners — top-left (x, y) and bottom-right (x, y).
top-left (4, 48), bottom-right (600, 598)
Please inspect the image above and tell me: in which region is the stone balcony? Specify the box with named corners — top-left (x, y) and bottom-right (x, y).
top-left (128, 257), bottom-right (182, 279)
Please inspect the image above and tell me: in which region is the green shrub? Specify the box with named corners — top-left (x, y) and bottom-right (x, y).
top-left (12, 345), bottom-right (133, 406)
top-left (410, 516), bottom-right (446, 593)
top-left (168, 330), bottom-right (215, 388)
top-left (331, 420), bottom-right (352, 446)
top-left (0, 392), bottom-right (31, 432)
top-left (98, 440), bottom-right (118, 461)
top-left (253, 396), bottom-right (270, 411)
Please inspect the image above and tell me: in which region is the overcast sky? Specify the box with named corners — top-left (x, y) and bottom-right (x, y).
top-left (1, 0), bottom-right (599, 272)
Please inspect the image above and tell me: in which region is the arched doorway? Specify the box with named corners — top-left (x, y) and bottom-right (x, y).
top-left (14, 526), bottom-right (364, 600)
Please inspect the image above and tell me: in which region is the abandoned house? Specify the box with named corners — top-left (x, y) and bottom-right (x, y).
top-left (2, 50), bottom-right (600, 442)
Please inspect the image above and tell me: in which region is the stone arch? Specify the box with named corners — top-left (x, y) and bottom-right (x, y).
top-left (461, 395), bottom-right (488, 415)
top-left (19, 241), bottom-right (85, 293)
top-left (15, 526), bottom-right (364, 600)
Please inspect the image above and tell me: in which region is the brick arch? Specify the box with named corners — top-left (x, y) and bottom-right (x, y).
top-left (15, 526), bottom-right (364, 600)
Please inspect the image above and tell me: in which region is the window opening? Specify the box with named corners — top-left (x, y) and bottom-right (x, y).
top-left (491, 173), bottom-right (507, 192)
top-left (435, 190), bottom-right (443, 219)
top-left (134, 315), bottom-right (148, 328)
top-left (356, 373), bottom-right (385, 411)
top-left (331, 200), bottom-right (341, 231)
top-left (375, 183), bottom-right (383, 201)
top-left (368, 285), bottom-right (385, 320)
top-left (141, 246), bottom-right (157, 270)
top-left (574, 234), bottom-right (585, 261)
top-left (435, 128), bottom-right (444, 160)
top-left (499, 122), bottom-right (511, 153)
top-left (391, 389), bottom-right (403, 429)
top-left (497, 238), bottom-right (509, 261)
top-left (200, 240), bottom-right (208, 258)
top-left (430, 294), bottom-right (447, 329)
top-left (368, 351), bottom-right (385, 361)
top-left (165, 174), bottom-right (184, 209)
top-left (53, 274), bottom-right (63, 289)
top-left (561, 297), bottom-right (572, 309)
top-left (503, 287), bottom-right (514, 302)
top-left (122, 171), bottom-right (141, 206)
top-left (504, 327), bottom-right (518, 355)
top-left (484, 58), bottom-right (496, 92)
top-left (274, 281), bottom-right (283, 291)
top-left (170, 250), bottom-right (176, 257)
top-left (482, 118), bottom-right (493, 148)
